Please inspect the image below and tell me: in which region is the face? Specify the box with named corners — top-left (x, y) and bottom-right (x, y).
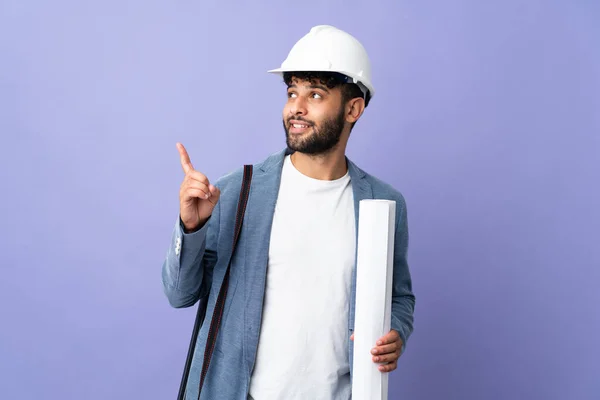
top-left (283, 77), bottom-right (347, 155)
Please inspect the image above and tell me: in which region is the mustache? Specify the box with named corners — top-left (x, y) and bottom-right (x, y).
top-left (286, 116), bottom-right (315, 126)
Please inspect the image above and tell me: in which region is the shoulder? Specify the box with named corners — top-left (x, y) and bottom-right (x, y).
top-left (213, 148), bottom-right (287, 194)
top-left (351, 160), bottom-right (408, 211)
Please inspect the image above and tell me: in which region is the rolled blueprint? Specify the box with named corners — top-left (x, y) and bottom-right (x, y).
top-left (351, 200), bottom-right (396, 400)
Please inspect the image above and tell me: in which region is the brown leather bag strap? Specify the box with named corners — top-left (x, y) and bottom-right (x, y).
top-left (198, 164), bottom-right (253, 397)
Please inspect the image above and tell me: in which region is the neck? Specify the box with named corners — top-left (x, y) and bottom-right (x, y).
top-left (290, 146), bottom-right (348, 180)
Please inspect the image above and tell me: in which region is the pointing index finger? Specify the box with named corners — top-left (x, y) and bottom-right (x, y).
top-left (176, 142), bottom-right (194, 173)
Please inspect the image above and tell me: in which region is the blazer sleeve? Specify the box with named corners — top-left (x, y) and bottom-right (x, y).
top-left (390, 194), bottom-right (415, 353)
top-left (161, 197), bottom-right (220, 308)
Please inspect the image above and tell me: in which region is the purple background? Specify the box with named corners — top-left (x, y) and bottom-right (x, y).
top-left (1, 1), bottom-right (599, 399)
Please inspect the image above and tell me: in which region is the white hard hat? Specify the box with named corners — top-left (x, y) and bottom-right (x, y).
top-left (268, 25), bottom-right (375, 98)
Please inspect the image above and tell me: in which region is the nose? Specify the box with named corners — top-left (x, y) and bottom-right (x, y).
top-left (289, 96), bottom-right (308, 116)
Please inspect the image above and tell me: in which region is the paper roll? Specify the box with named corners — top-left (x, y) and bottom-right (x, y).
top-left (351, 200), bottom-right (396, 400)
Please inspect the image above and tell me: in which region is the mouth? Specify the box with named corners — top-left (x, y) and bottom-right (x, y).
top-left (288, 119), bottom-right (313, 134)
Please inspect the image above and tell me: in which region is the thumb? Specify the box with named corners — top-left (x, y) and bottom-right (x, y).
top-left (350, 333), bottom-right (354, 341)
top-left (208, 184), bottom-right (220, 202)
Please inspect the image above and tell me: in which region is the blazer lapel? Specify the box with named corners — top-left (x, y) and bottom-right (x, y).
top-left (347, 158), bottom-right (373, 332)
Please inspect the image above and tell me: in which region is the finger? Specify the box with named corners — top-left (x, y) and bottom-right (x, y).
top-left (184, 187), bottom-right (211, 200)
top-left (378, 361), bottom-right (398, 373)
top-left (206, 185), bottom-right (220, 205)
top-left (185, 181), bottom-right (211, 197)
top-left (377, 329), bottom-right (400, 346)
top-left (371, 343), bottom-right (398, 356)
top-left (350, 333), bottom-right (354, 341)
top-left (177, 143), bottom-right (194, 173)
top-left (186, 169), bottom-right (209, 186)
top-left (372, 352), bottom-right (398, 364)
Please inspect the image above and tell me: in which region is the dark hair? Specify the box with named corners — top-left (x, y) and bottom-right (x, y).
top-left (283, 71), bottom-right (371, 107)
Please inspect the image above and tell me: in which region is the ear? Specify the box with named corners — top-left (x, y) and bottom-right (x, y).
top-left (346, 97), bottom-right (366, 124)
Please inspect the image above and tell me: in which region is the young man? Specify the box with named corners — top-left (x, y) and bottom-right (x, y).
top-left (163, 25), bottom-right (415, 400)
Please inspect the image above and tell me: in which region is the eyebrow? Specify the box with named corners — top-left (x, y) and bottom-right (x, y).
top-left (287, 83), bottom-right (330, 93)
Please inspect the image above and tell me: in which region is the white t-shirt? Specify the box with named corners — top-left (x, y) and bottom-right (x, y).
top-left (248, 155), bottom-right (356, 400)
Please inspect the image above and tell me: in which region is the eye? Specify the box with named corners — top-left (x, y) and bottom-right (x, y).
top-left (288, 91), bottom-right (297, 98)
top-left (311, 92), bottom-right (323, 99)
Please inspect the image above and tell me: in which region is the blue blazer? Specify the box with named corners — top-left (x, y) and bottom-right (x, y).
top-left (162, 148), bottom-right (415, 399)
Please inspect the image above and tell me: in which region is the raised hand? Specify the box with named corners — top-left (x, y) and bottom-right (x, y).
top-left (177, 142), bottom-right (220, 232)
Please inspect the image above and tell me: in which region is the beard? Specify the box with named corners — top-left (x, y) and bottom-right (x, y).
top-left (283, 107), bottom-right (345, 155)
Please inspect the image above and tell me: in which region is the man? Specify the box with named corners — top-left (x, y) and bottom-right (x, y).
top-left (162, 25), bottom-right (415, 400)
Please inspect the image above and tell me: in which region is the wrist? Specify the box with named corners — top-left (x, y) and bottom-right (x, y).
top-left (180, 217), bottom-right (208, 234)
